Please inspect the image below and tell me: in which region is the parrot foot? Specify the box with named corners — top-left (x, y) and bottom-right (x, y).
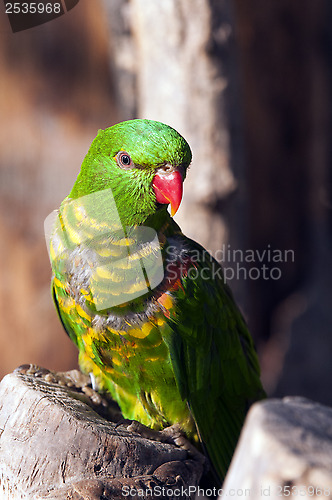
top-left (116, 420), bottom-right (208, 470)
top-left (115, 419), bottom-right (169, 442)
top-left (160, 424), bottom-right (208, 469)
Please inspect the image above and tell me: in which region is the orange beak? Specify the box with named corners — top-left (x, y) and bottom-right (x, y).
top-left (152, 170), bottom-right (183, 216)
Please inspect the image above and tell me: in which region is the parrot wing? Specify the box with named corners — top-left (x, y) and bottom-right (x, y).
top-left (52, 281), bottom-right (79, 347)
top-left (164, 236), bottom-right (266, 481)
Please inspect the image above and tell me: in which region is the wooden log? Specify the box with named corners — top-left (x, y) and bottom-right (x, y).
top-left (0, 365), bottom-right (203, 499)
top-left (220, 397), bottom-right (332, 499)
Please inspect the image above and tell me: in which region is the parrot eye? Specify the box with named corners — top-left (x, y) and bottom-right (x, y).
top-left (116, 151), bottom-right (134, 169)
top-left (159, 164), bottom-right (175, 174)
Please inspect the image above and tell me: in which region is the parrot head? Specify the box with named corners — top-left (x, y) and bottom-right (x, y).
top-left (68, 119), bottom-right (192, 226)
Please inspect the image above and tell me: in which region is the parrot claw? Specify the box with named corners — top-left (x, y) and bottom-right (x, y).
top-left (89, 372), bottom-right (99, 391)
top-left (115, 420), bottom-right (207, 470)
top-left (160, 424), bottom-right (209, 470)
top-left (115, 419), bottom-right (165, 441)
top-left (115, 419), bottom-right (207, 468)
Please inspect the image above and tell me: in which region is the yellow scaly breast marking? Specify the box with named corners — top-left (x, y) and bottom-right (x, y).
top-left (111, 237), bottom-right (136, 247)
top-left (73, 204), bottom-right (87, 222)
top-left (95, 266), bottom-right (122, 281)
top-left (81, 327), bottom-right (111, 367)
top-left (53, 275), bottom-right (66, 291)
top-left (62, 221), bottom-right (82, 245)
top-left (97, 247), bottom-right (114, 258)
top-left (76, 304), bottom-right (91, 322)
top-left (107, 327), bottom-right (127, 337)
top-left (111, 357), bottom-right (122, 367)
top-left (50, 240), bottom-right (65, 262)
top-left (106, 281), bottom-right (147, 296)
top-left (57, 296), bottom-right (75, 317)
top-left (127, 322), bottom-right (154, 339)
top-left (155, 316), bottom-right (166, 327)
top-left (144, 354), bottom-right (166, 362)
top-left (82, 329), bottom-right (95, 359)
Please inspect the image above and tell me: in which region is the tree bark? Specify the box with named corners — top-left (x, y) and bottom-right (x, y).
top-left (0, 365), bottom-right (203, 500)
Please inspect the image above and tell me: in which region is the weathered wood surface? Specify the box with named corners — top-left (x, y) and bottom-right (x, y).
top-left (0, 365), bottom-right (203, 499)
top-left (220, 397), bottom-right (332, 499)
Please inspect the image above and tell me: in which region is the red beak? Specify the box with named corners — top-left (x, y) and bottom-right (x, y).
top-left (152, 170), bottom-right (183, 216)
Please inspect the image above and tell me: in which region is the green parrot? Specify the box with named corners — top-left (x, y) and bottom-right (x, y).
top-left (48, 119), bottom-right (265, 484)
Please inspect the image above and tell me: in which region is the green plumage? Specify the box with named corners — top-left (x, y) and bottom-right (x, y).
top-left (49, 119), bottom-right (265, 484)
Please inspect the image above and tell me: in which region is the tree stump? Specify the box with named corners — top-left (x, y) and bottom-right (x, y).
top-left (220, 397), bottom-right (332, 499)
top-left (0, 365), bottom-right (203, 499)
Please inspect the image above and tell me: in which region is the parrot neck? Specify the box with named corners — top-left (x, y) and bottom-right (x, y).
top-left (143, 207), bottom-right (169, 231)
top-left (143, 207), bottom-right (182, 239)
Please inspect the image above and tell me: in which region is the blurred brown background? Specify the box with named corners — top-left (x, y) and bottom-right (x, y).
top-left (0, 0), bottom-right (331, 404)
